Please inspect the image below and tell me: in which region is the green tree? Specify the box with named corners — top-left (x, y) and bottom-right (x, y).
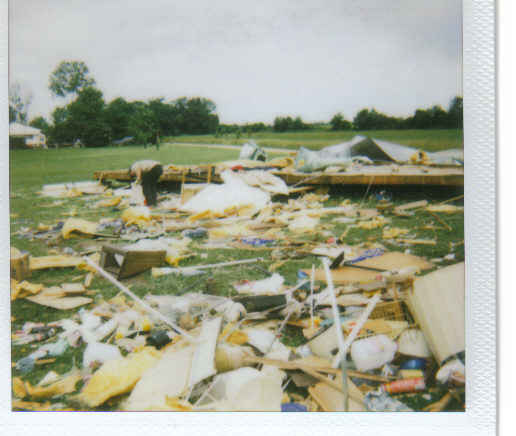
top-left (330, 113), bottom-right (352, 131)
top-left (182, 97), bottom-right (219, 134)
top-left (448, 96), bottom-right (463, 128)
top-left (104, 97), bottom-right (135, 140)
top-left (67, 87), bottom-right (110, 146)
top-left (48, 106), bottom-right (74, 145)
top-left (127, 102), bottom-right (157, 144)
top-left (9, 82), bottom-right (33, 123)
top-left (353, 109), bottom-right (373, 130)
top-left (49, 61), bottom-right (96, 98)
top-left (29, 116), bottom-right (50, 136)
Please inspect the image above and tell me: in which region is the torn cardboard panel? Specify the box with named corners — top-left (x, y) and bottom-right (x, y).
top-left (406, 262), bottom-right (465, 363)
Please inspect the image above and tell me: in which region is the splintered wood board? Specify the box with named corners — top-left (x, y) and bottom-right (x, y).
top-left (304, 252), bottom-right (434, 285)
top-left (26, 295), bottom-right (92, 310)
top-left (30, 255), bottom-right (84, 271)
top-left (94, 166), bottom-right (464, 187)
top-left (309, 375), bottom-right (365, 412)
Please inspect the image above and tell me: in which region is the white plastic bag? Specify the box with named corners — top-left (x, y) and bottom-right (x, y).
top-left (203, 367), bottom-right (284, 411)
top-left (83, 342), bottom-right (122, 368)
top-left (351, 334), bottom-right (397, 372)
top-left (181, 170), bottom-right (270, 215)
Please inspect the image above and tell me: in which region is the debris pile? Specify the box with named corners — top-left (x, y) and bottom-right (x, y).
top-left (10, 141), bottom-right (465, 412)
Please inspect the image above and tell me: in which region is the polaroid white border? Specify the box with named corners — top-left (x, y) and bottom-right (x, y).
top-left (0, 1), bottom-right (496, 435)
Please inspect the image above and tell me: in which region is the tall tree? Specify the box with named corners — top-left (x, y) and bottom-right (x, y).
top-left (448, 96), bottom-right (463, 128)
top-left (49, 61), bottom-right (96, 98)
top-left (67, 87), bottom-right (110, 146)
top-left (127, 102), bottom-right (157, 144)
top-left (104, 97), bottom-right (135, 139)
top-left (9, 82), bottom-right (33, 123)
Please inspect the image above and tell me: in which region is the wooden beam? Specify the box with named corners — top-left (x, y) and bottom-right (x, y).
top-left (94, 167), bottom-right (464, 187)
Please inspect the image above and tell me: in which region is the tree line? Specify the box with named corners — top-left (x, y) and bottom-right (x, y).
top-left (345, 97), bottom-right (463, 131)
top-left (13, 60), bottom-right (463, 147)
top-left (25, 61), bottom-right (220, 147)
top-left (217, 96), bottom-right (462, 136)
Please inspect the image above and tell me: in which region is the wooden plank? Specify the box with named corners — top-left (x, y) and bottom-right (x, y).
top-left (94, 167), bottom-right (464, 187)
top-left (394, 200), bottom-right (428, 213)
top-left (308, 375), bottom-right (365, 412)
top-left (26, 294), bottom-right (92, 310)
top-left (30, 255), bottom-right (84, 271)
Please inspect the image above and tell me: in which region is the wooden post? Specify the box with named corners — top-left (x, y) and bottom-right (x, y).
top-left (10, 248), bottom-right (31, 281)
top-left (180, 171), bottom-right (186, 204)
top-left (207, 165), bottom-right (212, 184)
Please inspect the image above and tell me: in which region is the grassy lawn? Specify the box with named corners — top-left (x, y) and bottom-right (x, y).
top-left (169, 128), bottom-right (464, 151)
top-left (10, 143), bottom-right (239, 192)
top-left (10, 139), bottom-right (464, 411)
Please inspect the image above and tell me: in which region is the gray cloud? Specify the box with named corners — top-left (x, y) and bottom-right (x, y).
top-left (9, 0), bottom-right (462, 123)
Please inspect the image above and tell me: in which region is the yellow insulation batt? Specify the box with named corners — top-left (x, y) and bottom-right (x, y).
top-left (77, 347), bottom-right (161, 408)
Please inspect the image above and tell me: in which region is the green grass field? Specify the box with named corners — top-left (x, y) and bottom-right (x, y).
top-left (10, 136), bottom-right (464, 411)
top-left (170, 128), bottom-right (463, 151)
top-left (10, 143), bottom-right (240, 192)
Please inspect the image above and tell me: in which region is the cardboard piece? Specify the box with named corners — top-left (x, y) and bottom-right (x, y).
top-left (189, 317), bottom-right (222, 386)
top-left (100, 244), bottom-right (166, 279)
top-left (124, 345), bottom-right (195, 411)
top-left (406, 262), bottom-right (465, 364)
top-left (304, 252), bottom-right (433, 285)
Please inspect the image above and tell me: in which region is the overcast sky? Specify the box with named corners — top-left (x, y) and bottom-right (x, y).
top-left (9, 0), bottom-right (462, 124)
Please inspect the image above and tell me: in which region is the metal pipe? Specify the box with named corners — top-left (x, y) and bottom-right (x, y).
top-left (85, 257), bottom-right (198, 342)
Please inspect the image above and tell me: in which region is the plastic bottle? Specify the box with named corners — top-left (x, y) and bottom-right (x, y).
top-left (381, 377), bottom-right (426, 394)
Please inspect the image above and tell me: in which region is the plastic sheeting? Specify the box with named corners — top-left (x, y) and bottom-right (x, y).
top-left (294, 135), bottom-right (464, 172)
top-left (239, 140), bottom-right (267, 161)
top-left (181, 170), bottom-right (270, 216)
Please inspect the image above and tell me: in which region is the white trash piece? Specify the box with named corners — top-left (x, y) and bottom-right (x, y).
top-left (288, 216), bottom-right (319, 233)
top-left (94, 319), bottom-right (119, 342)
top-left (436, 359), bottom-right (465, 384)
top-left (129, 182), bottom-right (145, 206)
top-left (204, 367), bottom-right (284, 411)
top-left (351, 334), bottom-right (397, 372)
top-left (234, 273), bottom-right (284, 295)
top-left (83, 342), bottom-right (122, 368)
top-left (181, 170), bottom-right (270, 216)
top-left (397, 329), bottom-right (432, 358)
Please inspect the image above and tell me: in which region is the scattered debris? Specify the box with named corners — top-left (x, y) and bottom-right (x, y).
top-left (11, 148), bottom-right (465, 412)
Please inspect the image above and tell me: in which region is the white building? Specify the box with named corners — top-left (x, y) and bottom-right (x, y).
top-left (9, 122), bottom-right (47, 148)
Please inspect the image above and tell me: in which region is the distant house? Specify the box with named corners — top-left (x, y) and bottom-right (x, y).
top-left (9, 122), bottom-right (47, 148)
